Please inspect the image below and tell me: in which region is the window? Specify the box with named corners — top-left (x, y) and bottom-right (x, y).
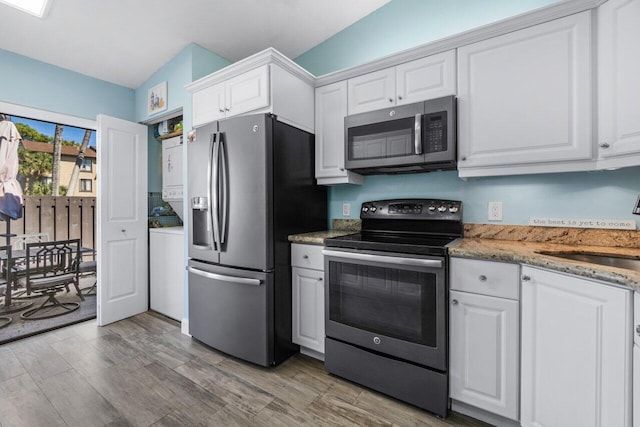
top-left (80, 158), bottom-right (92, 172)
top-left (41, 176), bottom-right (51, 185)
top-left (80, 179), bottom-right (92, 192)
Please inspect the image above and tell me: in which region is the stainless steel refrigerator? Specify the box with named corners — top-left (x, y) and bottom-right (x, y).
top-left (187, 113), bottom-right (327, 367)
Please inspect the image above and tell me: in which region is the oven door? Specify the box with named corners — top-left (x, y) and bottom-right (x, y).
top-left (323, 248), bottom-right (447, 371)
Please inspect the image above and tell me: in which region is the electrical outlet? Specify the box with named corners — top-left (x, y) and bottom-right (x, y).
top-left (634, 195), bottom-right (640, 215)
top-left (488, 201), bottom-right (503, 221)
top-left (342, 203), bottom-right (350, 216)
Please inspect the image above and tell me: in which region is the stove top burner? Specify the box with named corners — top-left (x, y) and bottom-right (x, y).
top-left (325, 232), bottom-right (459, 256)
top-left (325, 198), bottom-right (463, 256)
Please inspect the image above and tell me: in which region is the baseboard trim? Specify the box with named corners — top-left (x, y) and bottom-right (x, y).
top-left (181, 317), bottom-right (191, 336)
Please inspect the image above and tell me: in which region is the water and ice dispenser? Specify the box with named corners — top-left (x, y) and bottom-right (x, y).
top-left (191, 196), bottom-right (210, 248)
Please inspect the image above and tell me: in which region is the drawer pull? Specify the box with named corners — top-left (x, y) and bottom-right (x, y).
top-left (636, 325), bottom-right (640, 335)
top-left (478, 275), bottom-right (487, 282)
top-left (303, 255), bottom-right (309, 259)
top-left (451, 299), bottom-right (459, 305)
top-left (522, 275), bottom-right (531, 281)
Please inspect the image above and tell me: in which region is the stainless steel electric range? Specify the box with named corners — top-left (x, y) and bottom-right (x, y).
top-left (322, 198), bottom-right (463, 418)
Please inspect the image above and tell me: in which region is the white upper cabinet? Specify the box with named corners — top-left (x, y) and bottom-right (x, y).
top-left (315, 81), bottom-right (363, 185)
top-left (188, 49), bottom-right (315, 133)
top-left (192, 66), bottom-right (268, 126)
top-left (347, 50), bottom-right (456, 115)
top-left (457, 12), bottom-right (594, 177)
top-left (597, 0), bottom-right (640, 169)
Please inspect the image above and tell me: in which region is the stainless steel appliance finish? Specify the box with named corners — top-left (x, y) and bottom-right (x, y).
top-left (323, 199), bottom-right (463, 417)
top-left (344, 96), bottom-right (456, 175)
top-left (188, 113), bottom-right (327, 367)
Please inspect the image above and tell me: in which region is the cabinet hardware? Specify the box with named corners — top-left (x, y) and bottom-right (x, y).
top-left (479, 275), bottom-right (487, 282)
top-left (522, 275), bottom-right (531, 281)
top-left (389, 98), bottom-right (394, 103)
top-left (302, 255), bottom-right (309, 259)
top-left (461, 156), bottom-right (466, 161)
top-left (452, 299), bottom-right (459, 305)
top-left (398, 95), bottom-right (403, 100)
top-left (636, 325), bottom-right (640, 335)
top-left (599, 142), bottom-right (610, 149)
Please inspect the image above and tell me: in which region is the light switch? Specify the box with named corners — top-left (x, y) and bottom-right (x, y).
top-left (342, 203), bottom-right (350, 216)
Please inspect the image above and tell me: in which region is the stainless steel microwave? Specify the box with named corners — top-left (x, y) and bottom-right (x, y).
top-left (344, 95), bottom-right (456, 174)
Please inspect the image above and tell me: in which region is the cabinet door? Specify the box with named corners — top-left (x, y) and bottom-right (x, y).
top-left (521, 266), bottom-right (632, 427)
top-left (292, 266), bottom-right (325, 353)
top-left (635, 345), bottom-right (640, 427)
top-left (449, 290), bottom-right (519, 420)
top-left (225, 65), bottom-right (270, 118)
top-left (396, 50), bottom-right (456, 106)
top-left (192, 82), bottom-right (226, 127)
top-left (347, 67), bottom-right (396, 114)
top-left (315, 82), bottom-right (363, 185)
top-left (457, 12), bottom-right (593, 172)
top-left (597, 0), bottom-right (640, 168)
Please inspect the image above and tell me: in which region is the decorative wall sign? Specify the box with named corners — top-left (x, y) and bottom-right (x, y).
top-left (529, 217), bottom-right (636, 230)
top-left (148, 81), bottom-right (167, 116)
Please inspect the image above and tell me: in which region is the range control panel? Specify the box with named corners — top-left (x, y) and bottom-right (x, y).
top-left (360, 199), bottom-right (462, 221)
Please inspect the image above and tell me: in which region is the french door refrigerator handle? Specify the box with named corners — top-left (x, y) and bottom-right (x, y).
top-left (211, 131), bottom-right (221, 248)
top-left (219, 134), bottom-right (228, 244)
top-left (414, 113), bottom-right (422, 155)
top-left (186, 266), bottom-right (262, 286)
top-left (207, 132), bottom-right (217, 249)
top-left (322, 249), bottom-right (443, 268)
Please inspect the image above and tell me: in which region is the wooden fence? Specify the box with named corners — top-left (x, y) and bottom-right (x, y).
top-left (0, 196), bottom-right (96, 255)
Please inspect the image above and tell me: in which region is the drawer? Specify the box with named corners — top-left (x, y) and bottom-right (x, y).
top-left (291, 243), bottom-right (324, 270)
top-left (450, 257), bottom-right (520, 300)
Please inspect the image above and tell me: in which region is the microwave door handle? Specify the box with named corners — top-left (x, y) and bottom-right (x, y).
top-left (414, 114), bottom-right (422, 155)
top-left (218, 134), bottom-right (228, 244)
top-left (211, 132), bottom-right (221, 248)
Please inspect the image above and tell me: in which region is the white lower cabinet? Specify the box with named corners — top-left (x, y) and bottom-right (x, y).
top-left (291, 243), bottom-right (325, 359)
top-left (449, 258), bottom-right (520, 422)
top-left (521, 266), bottom-right (632, 427)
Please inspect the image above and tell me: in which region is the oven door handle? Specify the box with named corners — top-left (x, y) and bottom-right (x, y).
top-left (322, 249), bottom-right (442, 268)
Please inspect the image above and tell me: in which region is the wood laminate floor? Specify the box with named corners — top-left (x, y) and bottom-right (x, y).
top-left (0, 312), bottom-right (490, 427)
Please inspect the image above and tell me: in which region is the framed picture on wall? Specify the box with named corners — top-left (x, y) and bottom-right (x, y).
top-left (148, 81), bottom-right (167, 116)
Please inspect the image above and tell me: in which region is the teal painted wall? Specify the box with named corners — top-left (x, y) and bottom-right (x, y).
top-left (296, 0), bottom-right (640, 227)
top-left (0, 49), bottom-right (134, 121)
top-left (295, 0), bottom-right (562, 76)
top-left (330, 168), bottom-right (640, 224)
top-left (137, 43), bottom-right (230, 196)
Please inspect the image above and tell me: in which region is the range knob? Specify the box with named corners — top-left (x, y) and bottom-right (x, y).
top-left (428, 205), bottom-right (436, 212)
top-left (437, 205), bottom-right (447, 213)
top-left (362, 206), bottom-right (369, 213)
top-left (449, 205), bottom-right (459, 213)
top-left (370, 206), bottom-right (377, 213)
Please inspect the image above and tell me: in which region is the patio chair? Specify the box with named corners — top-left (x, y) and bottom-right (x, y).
top-left (11, 232), bottom-right (50, 251)
top-left (18, 239), bottom-right (83, 320)
top-left (0, 245), bottom-right (11, 329)
top-left (79, 260), bottom-right (97, 296)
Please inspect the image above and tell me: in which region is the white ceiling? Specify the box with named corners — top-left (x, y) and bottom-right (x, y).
top-left (0, 0), bottom-right (389, 89)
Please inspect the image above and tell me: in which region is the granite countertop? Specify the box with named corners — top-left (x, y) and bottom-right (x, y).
top-left (288, 219), bottom-right (360, 245)
top-left (288, 229), bottom-right (357, 245)
top-left (449, 237), bottom-right (640, 291)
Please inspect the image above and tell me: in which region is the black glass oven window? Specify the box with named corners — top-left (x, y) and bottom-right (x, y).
top-left (347, 117), bottom-right (416, 161)
top-left (328, 261), bottom-right (437, 346)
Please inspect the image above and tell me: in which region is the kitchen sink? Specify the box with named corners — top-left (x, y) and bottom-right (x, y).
top-left (537, 251), bottom-right (640, 271)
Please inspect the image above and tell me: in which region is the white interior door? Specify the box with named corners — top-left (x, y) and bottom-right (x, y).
top-left (96, 114), bottom-right (148, 326)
